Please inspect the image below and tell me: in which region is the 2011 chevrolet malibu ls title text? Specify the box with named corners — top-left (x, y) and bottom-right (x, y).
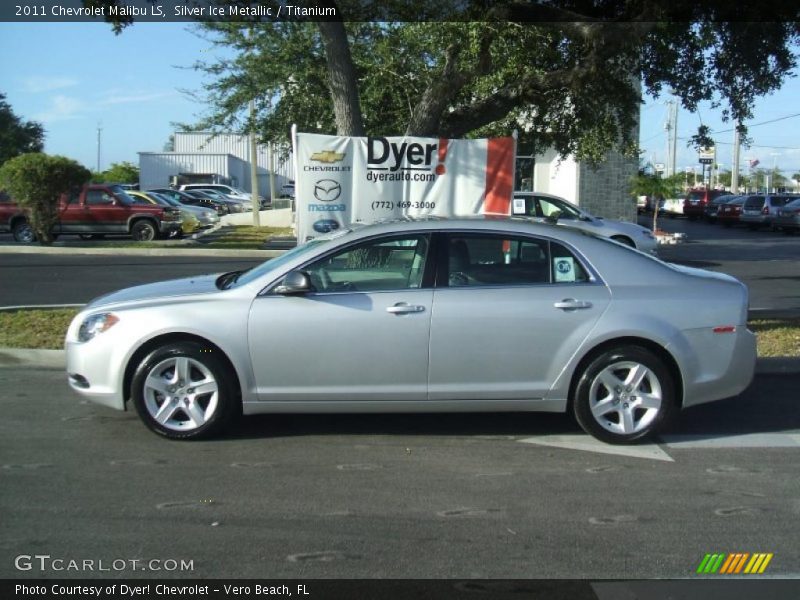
top-left (66, 217), bottom-right (756, 444)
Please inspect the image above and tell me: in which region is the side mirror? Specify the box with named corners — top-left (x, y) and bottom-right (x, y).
top-left (274, 270), bottom-right (314, 295)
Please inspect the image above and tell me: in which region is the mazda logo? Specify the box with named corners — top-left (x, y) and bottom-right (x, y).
top-left (314, 179), bottom-right (341, 202)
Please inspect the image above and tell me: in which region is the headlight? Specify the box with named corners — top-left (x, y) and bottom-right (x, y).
top-left (78, 313), bottom-right (119, 342)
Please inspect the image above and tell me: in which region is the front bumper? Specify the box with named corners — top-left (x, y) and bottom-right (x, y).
top-left (66, 338), bottom-right (126, 411)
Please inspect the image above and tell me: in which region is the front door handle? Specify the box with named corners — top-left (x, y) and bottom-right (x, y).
top-left (386, 303), bottom-right (426, 315)
top-left (554, 298), bottom-right (593, 311)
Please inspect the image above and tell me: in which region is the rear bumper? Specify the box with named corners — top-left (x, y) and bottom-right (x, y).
top-left (681, 328), bottom-right (757, 408)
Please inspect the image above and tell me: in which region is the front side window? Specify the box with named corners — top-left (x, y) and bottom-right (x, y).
top-left (445, 234), bottom-right (589, 287)
top-left (303, 235), bottom-right (430, 293)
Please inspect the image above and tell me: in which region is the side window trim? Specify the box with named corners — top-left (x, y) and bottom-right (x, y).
top-left (263, 232), bottom-right (435, 296)
top-left (434, 229), bottom-right (602, 289)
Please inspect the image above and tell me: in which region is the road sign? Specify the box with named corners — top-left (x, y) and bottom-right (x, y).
top-left (699, 146), bottom-right (715, 165)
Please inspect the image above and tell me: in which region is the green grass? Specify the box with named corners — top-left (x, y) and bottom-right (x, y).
top-left (33, 225), bottom-right (294, 250)
top-left (200, 225), bottom-right (293, 249)
top-left (0, 308), bottom-right (80, 349)
top-left (749, 319), bottom-right (800, 358)
top-left (2, 310), bottom-right (799, 357)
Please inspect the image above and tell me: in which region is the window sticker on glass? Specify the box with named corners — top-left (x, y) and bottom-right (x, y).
top-left (512, 198), bottom-right (527, 215)
top-left (554, 257), bottom-right (576, 282)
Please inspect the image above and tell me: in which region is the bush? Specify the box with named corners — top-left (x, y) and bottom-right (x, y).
top-left (0, 153), bottom-right (90, 244)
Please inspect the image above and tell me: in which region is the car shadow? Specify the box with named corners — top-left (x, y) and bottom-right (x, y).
top-left (668, 373), bottom-right (800, 440)
top-left (217, 373), bottom-right (800, 443)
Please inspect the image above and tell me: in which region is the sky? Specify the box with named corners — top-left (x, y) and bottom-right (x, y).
top-left (2, 22), bottom-right (799, 176)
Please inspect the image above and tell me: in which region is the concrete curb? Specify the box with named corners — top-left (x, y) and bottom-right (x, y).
top-left (0, 245), bottom-right (285, 258)
top-left (2, 347), bottom-right (798, 374)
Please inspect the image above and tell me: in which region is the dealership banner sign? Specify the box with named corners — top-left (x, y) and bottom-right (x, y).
top-left (292, 128), bottom-right (515, 241)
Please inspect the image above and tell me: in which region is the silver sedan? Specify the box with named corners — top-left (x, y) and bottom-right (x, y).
top-left (513, 192), bottom-right (658, 254)
top-left (65, 217), bottom-right (755, 444)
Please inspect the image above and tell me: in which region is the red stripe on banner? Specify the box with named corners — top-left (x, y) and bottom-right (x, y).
top-left (484, 137), bottom-right (515, 215)
top-left (436, 138), bottom-right (449, 175)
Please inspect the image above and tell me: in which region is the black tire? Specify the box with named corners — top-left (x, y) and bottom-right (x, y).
top-left (12, 221), bottom-right (35, 243)
top-left (130, 342), bottom-right (238, 440)
top-left (573, 346), bottom-right (676, 444)
top-left (130, 220), bottom-right (157, 242)
top-left (610, 235), bottom-right (635, 248)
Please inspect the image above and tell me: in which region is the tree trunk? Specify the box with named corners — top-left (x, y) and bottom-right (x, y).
top-left (317, 22), bottom-right (365, 137)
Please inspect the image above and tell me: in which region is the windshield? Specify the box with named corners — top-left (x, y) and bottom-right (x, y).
top-left (109, 186), bottom-right (138, 205)
top-left (230, 238), bottom-right (334, 288)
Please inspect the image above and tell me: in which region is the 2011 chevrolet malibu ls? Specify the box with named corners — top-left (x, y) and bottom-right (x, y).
top-left (66, 217), bottom-right (756, 444)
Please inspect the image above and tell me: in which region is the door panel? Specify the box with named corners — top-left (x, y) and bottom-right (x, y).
top-left (429, 232), bottom-right (610, 400)
top-left (428, 285), bottom-right (609, 400)
top-left (248, 290), bottom-right (432, 401)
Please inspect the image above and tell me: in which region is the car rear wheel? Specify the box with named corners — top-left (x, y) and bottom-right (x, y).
top-left (573, 346), bottom-right (676, 444)
top-left (12, 221), bottom-right (35, 243)
top-left (131, 342), bottom-right (238, 440)
top-left (130, 220), bottom-right (157, 242)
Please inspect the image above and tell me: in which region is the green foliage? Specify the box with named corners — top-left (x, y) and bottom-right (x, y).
top-left (0, 153), bottom-right (90, 244)
top-left (0, 92), bottom-right (45, 166)
top-left (629, 173), bottom-right (685, 232)
top-left (92, 161), bottom-right (139, 184)
top-left (183, 14), bottom-right (796, 162)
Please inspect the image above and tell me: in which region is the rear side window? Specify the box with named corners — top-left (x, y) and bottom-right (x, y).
top-left (445, 233), bottom-right (589, 287)
top-left (85, 190), bottom-right (113, 205)
top-left (771, 197), bottom-right (791, 207)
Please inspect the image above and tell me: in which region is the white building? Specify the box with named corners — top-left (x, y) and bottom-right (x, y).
top-left (138, 132), bottom-right (293, 193)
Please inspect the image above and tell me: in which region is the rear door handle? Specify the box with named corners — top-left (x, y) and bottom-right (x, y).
top-left (554, 299), bottom-right (593, 311)
top-left (386, 303), bottom-right (426, 315)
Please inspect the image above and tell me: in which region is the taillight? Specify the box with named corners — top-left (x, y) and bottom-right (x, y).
top-left (762, 206), bottom-right (769, 215)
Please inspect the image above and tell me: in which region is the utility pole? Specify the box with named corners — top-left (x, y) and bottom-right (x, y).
top-left (247, 27), bottom-right (260, 227)
top-left (669, 101), bottom-right (678, 179)
top-left (96, 122), bottom-right (102, 173)
top-left (249, 97), bottom-right (260, 227)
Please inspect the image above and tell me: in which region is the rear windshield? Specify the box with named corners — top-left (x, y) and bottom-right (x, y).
top-left (744, 197), bottom-right (764, 208)
top-left (687, 191), bottom-right (705, 201)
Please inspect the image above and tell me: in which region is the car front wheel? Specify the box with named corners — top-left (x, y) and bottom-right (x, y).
top-left (12, 221), bottom-right (35, 243)
top-left (131, 342), bottom-right (238, 440)
top-left (130, 220), bottom-right (157, 242)
top-left (573, 346), bottom-right (675, 444)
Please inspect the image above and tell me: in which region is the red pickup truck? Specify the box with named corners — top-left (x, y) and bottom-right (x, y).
top-left (0, 184), bottom-right (182, 242)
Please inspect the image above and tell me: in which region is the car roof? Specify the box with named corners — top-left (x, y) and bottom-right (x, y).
top-left (339, 215), bottom-right (599, 245)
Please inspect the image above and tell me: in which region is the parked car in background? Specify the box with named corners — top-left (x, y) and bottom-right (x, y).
top-left (184, 190), bottom-right (245, 213)
top-left (704, 195), bottom-right (735, 223)
top-left (772, 197), bottom-right (800, 234)
top-left (128, 191), bottom-right (201, 235)
top-left (65, 217), bottom-right (756, 444)
top-left (179, 183), bottom-right (263, 209)
top-left (149, 188), bottom-right (227, 216)
top-left (716, 196), bottom-right (746, 227)
top-left (512, 192), bottom-right (657, 254)
top-left (279, 182), bottom-right (295, 198)
top-left (150, 193), bottom-right (219, 229)
top-left (740, 194), bottom-right (797, 230)
top-left (0, 184), bottom-right (181, 242)
top-left (683, 188), bottom-right (730, 221)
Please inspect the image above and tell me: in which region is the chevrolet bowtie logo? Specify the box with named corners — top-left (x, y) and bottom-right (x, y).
top-left (310, 150), bottom-right (345, 163)
top-left (313, 179), bottom-right (342, 202)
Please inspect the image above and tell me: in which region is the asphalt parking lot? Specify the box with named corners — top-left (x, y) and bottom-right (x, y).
top-left (1, 366), bottom-right (798, 579)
